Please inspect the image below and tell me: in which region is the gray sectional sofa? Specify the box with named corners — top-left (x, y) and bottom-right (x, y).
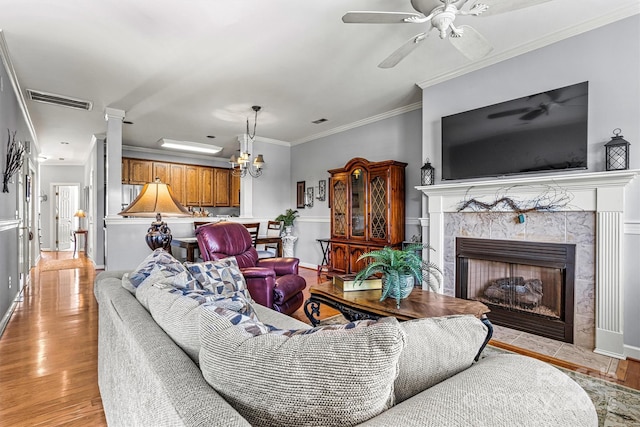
top-left (95, 270), bottom-right (598, 426)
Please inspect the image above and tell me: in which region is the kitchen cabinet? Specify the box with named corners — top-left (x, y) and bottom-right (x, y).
top-left (152, 162), bottom-right (171, 183)
top-left (122, 158), bottom-right (130, 183)
top-left (127, 159), bottom-right (153, 185)
top-left (200, 167), bottom-right (214, 206)
top-left (123, 157), bottom-right (234, 207)
top-left (214, 168), bottom-right (230, 207)
top-left (231, 173), bottom-right (240, 207)
top-left (328, 157), bottom-right (407, 274)
top-left (169, 164), bottom-right (186, 205)
top-left (185, 165), bottom-right (200, 205)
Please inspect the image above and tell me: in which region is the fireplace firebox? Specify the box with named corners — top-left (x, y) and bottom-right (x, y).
top-left (456, 238), bottom-right (575, 343)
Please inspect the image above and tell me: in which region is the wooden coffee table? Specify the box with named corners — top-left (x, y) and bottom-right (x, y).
top-left (304, 281), bottom-right (493, 359)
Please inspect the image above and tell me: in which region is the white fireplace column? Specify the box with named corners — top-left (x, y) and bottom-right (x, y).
top-left (595, 188), bottom-right (627, 358)
top-left (417, 170), bottom-right (638, 359)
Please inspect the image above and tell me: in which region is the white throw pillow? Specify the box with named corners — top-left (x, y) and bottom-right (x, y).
top-left (198, 307), bottom-right (406, 427)
top-left (394, 315), bottom-right (489, 403)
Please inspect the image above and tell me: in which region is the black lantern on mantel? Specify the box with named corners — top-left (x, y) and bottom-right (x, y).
top-left (605, 128), bottom-right (631, 171)
top-left (421, 160), bottom-right (435, 185)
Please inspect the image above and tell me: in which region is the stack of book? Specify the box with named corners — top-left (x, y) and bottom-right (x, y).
top-left (333, 274), bottom-right (382, 292)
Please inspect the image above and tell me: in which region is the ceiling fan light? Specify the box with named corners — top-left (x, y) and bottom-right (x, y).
top-left (253, 154), bottom-right (265, 169)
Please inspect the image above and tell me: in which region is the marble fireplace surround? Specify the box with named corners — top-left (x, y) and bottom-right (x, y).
top-left (417, 170), bottom-right (638, 359)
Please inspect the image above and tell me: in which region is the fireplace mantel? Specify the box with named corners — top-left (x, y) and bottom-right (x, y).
top-left (416, 169), bottom-right (639, 359)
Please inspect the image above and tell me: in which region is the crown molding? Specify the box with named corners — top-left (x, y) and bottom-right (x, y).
top-left (417, 4), bottom-right (640, 89)
top-left (238, 134), bottom-right (291, 147)
top-left (0, 30), bottom-right (39, 154)
top-left (122, 144), bottom-right (230, 163)
top-left (293, 101), bottom-right (423, 145)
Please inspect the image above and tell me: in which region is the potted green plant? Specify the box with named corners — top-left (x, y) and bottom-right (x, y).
top-left (354, 244), bottom-right (443, 308)
top-left (274, 209), bottom-right (299, 235)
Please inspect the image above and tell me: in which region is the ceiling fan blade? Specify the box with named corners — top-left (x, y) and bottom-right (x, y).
top-left (487, 108), bottom-right (532, 119)
top-left (448, 25), bottom-right (493, 60)
top-left (378, 32), bottom-right (429, 69)
top-left (475, 0), bottom-right (552, 17)
top-left (519, 108), bottom-right (545, 121)
top-left (342, 11), bottom-right (423, 24)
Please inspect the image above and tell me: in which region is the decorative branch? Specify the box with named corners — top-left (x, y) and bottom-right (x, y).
top-left (3, 129), bottom-right (25, 193)
top-left (456, 184), bottom-right (573, 214)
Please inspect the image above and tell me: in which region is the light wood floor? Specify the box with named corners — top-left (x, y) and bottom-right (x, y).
top-left (0, 252), bottom-right (638, 427)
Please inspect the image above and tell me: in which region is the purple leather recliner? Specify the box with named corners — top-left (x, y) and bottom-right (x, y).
top-left (195, 221), bottom-right (306, 315)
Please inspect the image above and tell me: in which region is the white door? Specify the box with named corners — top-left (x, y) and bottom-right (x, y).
top-left (17, 172), bottom-right (25, 287)
top-left (55, 186), bottom-right (76, 251)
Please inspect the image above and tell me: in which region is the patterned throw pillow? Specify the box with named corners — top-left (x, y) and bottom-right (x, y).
top-left (198, 307), bottom-right (406, 427)
top-left (129, 249), bottom-right (189, 288)
top-left (185, 257), bottom-right (251, 300)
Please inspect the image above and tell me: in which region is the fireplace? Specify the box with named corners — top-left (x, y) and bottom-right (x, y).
top-left (456, 238), bottom-right (575, 343)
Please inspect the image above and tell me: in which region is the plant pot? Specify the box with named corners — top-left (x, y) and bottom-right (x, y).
top-left (382, 274), bottom-right (414, 305)
top-left (284, 226), bottom-right (293, 236)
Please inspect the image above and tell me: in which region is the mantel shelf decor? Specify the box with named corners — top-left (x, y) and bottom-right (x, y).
top-left (3, 129), bottom-right (25, 193)
top-left (456, 184), bottom-right (574, 214)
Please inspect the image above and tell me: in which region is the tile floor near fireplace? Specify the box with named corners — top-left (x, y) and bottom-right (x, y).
top-left (492, 324), bottom-right (619, 377)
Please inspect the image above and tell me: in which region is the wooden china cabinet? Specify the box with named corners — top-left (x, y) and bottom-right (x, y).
top-left (328, 157), bottom-right (407, 274)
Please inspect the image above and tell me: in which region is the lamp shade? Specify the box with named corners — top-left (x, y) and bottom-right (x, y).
top-left (118, 178), bottom-right (191, 251)
top-left (118, 178), bottom-right (191, 218)
top-left (74, 210), bottom-right (86, 218)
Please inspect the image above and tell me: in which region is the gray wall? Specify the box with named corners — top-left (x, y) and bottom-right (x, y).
top-left (419, 16), bottom-right (640, 350)
top-left (0, 48), bottom-right (37, 327)
top-left (291, 108), bottom-right (423, 267)
top-left (251, 139), bottom-right (292, 220)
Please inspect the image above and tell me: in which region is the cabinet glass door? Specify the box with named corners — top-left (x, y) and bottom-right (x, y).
top-left (369, 172), bottom-right (387, 241)
top-left (332, 175), bottom-right (348, 237)
top-left (350, 168), bottom-right (366, 238)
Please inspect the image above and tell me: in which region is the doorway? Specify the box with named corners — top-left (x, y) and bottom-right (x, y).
top-left (18, 161), bottom-right (37, 290)
top-left (51, 184), bottom-right (80, 251)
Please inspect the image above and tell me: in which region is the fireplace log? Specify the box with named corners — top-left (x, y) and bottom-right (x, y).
top-left (484, 277), bottom-right (543, 308)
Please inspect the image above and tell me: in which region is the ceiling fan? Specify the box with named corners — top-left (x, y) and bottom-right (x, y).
top-left (342, 0), bottom-right (552, 68)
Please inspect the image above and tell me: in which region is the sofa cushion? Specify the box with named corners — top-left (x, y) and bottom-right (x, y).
top-left (393, 315), bottom-right (489, 403)
top-left (136, 281), bottom-right (256, 362)
top-left (128, 248), bottom-right (195, 289)
top-left (198, 307), bottom-right (406, 427)
top-left (185, 257), bottom-right (251, 300)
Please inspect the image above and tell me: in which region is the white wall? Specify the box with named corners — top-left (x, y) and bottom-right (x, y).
top-left (419, 16), bottom-right (640, 350)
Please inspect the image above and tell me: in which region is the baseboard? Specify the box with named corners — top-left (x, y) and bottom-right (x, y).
top-left (624, 344), bottom-right (640, 360)
top-left (299, 262), bottom-right (318, 270)
top-left (0, 288), bottom-right (23, 339)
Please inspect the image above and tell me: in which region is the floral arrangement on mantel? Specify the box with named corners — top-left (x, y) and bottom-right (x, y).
top-left (2, 129), bottom-right (25, 193)
top-left (456, 185), bottom-right (573, 214)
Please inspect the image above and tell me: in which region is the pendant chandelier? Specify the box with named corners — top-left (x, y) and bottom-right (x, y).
top-left (229, 105), bottom-right (265, 178)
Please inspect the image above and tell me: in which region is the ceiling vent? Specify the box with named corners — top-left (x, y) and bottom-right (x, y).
top-left (26, 89), bottom-right (93, 111)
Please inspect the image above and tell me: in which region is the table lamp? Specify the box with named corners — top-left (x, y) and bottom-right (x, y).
top-left (74, 209), bottom-right (86, 231)
top-left (118, 178), bottom-right (192, 251)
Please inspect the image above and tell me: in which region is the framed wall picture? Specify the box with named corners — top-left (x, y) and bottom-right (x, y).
top-left (318, 179), bottom-right (326, 201)
top-left (25, 174), bottom-right (31, 203)
top-left (296, 181), bottom-right (306, 209)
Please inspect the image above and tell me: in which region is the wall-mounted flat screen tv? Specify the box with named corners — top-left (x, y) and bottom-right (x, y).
top-left (442, 81), bottom-right (588, 181)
